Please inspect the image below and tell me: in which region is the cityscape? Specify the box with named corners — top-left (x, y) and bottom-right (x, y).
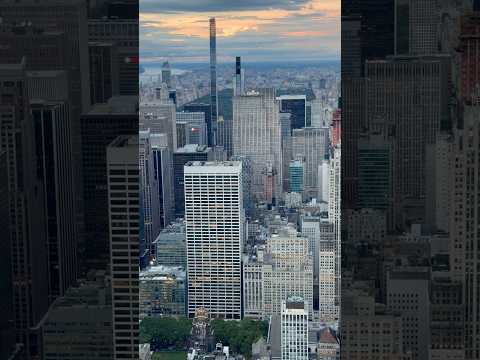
top-left (1, 0), bottom-right (480, 360)
top-left (138, 5), bottom-right (341, 359)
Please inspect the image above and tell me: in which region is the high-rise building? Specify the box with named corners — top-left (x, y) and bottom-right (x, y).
top-left (139, 130), bottom-right (161, 260)
top-left (288, 160), bottom-right (304, 194)
top-left (88, 16), bottom-right (139, 96)
top-left (281, 297), bottom-right (309, 360)
top-left (395, 0), bottom-right (440, 55)
top-left (154, 221), bottom-right (186, 269)
top-left (244, 226), bottom-right (314, 318)
top-left (31, 100), bottom-right (78, 302)
top-left (161, 61), bottom-right (172, 88)
top-left (365, 56), bottom-right (450, 228)
top-left (233, 88), bottom-right (282, 202)
top-left (106, 135), bottom-right (139, 359)
top-left (42, 271), bottom-right (113, 360)
top-left (176, 112), bottom-right (207, 147)
top-left (329, 147), bottom-right (341, 309)
top-left (173, 144), bottom-right (225, 216)
top-left (459, 13), bottom-right (480, 104)
top-left (281, 113), bottom-right (293, 191)
top-left (88, 42), bottom-right (119, 105)
top-left (140, 88), bottom-right (177, 152)
top-left (209, 18), bottom-right (218, 146)
top-left (0, 60), bottom-right (49, 358)
top-left (80, 96), bottom-right (137, 273)
top-left (292, 127), bottom-right (329, 199)
top-left (185, 161), bottom-right (244, 319)
top-left (150, 133), bottom-right (174, 230)
top-left (233, 56), bottom-right (245, 96)
top-left (318, 222), bottom-right (338, 322)
top-left (277, 95), bottom-right (307, 131)
top-left (139, 265), bottom-right (186, 318)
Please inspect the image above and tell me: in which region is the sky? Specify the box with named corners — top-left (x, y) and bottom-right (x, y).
top-left (140, 0), bottom-right (340, 64)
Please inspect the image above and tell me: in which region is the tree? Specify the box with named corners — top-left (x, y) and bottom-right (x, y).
top-left (140, 317), bottom-right (192, 351)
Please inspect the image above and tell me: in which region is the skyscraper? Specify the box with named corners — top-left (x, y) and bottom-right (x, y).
top-left (281, 297), bottom-right (309, 360)
top-left (233, 56), bottom-right (245, 96)
top-left (106, 135), bottom-right (139, 359)
top-left (209, 18), bottom-right (218, 146)
top-left (185, 161), bottom-right (243, 319)
top-left (161, 61), bottom-right (172, 88)
top-left (233, 88), bottom-right (282, 202)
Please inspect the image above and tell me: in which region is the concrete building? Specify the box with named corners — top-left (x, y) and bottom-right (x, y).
top-left (292, 127), bottom-right (329, 199)
top-left (107, 135), bottom-right (139, 359)
top-left (233, 88), bottom-right (282, 202)
top-left (281, 297), bottom-right (309, 360)
top-left (154, 221), bottom-right (186, 269)
top-left (139, 265), bottom-right (186, 318)
top-left (185, 161), bottom-right (244, 319)
top-left (42, 271), bottom-right (113, 360)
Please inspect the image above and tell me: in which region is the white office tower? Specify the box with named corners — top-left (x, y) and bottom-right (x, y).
top-left (281, 297), bottom-right (309, 360)
top-left (328, 146), bottom-right (341, 311)
top-left (185, 161), bottom-right (244, 319)
top-left (233, 88), bottom-right (282, 203)
top-left (140, 130), bottom-right (161, 257)
top-left (107, 135), bottom-right (139, 359)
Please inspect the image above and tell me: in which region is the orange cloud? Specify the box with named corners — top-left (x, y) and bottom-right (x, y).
top-left (140, 0), bottom-right (339, 39)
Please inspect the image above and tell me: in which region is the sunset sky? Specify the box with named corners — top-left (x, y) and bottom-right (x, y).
top-left (140, 0), bottom-right (340, 64)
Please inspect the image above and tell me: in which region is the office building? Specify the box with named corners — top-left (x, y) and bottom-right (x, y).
top-left (281, 297), bottom-right (309, 360)
top-left (106, 135), bottom-right (139, 359)
top-left (42, 271), bottom-right (113, 360)
top-left (233, 56), bottom-right (245, 96)
top-left (185, 161), bottom-right (243, 319)
top-left (233, 88), bottom-right (282, 202)
top-left (139, 265), bottom-right (186, 318)
top-left (31, 100), bottom-right (78, 302)
top-left (176, 112), bottom-right (207, 147)
top-left (80, 96), bottom-right (137, 272)
top-left (88, 41), bottom-right (119, 105)
top-left (209, 18), bottom-right (218, 146)
top-left (140, 88), bottom-right (177, 152)
top-left (277, 95), bottom-right (307, 131)
top-left (173, 144), bottom-right (225, 216)
top-left (244, 226), bottom-right (314, 318)
top-left (292, 127), bottom-right (329, 199)
top-left (162, 61), bottom-right (172, 88)
top-left (288, 160), bottom-right (304, 194)
top-left (154, 221), bottom-right (186, 269)
top-left (0, 61), bottom-right (49, 357)
top-left (150, 133), bottom-right (175, 229)
top-left (88, 16), bottom-right (139, 96)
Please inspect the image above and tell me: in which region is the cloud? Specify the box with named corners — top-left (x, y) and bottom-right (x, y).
top-left (140, 0), bottom-right (310, 13)
top-left (139, 0), bottom-right (340, 63)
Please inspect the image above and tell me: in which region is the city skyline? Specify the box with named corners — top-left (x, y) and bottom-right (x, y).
top-left (140, 0), bottom-right (340, 63)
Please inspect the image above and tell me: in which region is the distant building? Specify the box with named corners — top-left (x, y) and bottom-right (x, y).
top-left (288, 160), bottom-right (304, 194)
top-left (277, 94), bottom-right (307, 131)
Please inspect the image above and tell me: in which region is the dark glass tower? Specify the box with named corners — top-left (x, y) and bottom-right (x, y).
top-left (209, 17), bottom-right (218, 146)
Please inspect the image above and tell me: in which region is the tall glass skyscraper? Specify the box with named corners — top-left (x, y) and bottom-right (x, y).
top-left (209, 17), bottom-right (218, 146)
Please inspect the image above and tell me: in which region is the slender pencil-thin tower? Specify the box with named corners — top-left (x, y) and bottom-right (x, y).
top-left (209, 17), bottom-right (218, 146)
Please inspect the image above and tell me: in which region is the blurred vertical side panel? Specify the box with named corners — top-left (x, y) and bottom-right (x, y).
top-left (0, 0), bottom-right (139, 359)
top-left (341, 0), bottom-right (480, 359)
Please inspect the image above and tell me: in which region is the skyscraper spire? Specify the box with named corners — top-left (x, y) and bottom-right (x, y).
top-left (209, 17), bottom-right (218, 146)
